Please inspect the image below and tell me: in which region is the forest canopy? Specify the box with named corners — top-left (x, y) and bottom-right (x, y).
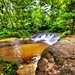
top-left (0, 0), bottom-right (75, 38)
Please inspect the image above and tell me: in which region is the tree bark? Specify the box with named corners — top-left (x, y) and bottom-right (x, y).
top-left (71, 17), bottom-right (75, 35)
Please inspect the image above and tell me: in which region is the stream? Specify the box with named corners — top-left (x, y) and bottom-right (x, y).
top-left (0, 33), bottom-right (60, 63)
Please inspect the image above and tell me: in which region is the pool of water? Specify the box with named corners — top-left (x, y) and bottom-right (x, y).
top-left (0, 33), bottom-right (60, 63)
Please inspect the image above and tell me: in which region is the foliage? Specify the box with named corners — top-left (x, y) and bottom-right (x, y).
top-left (0, 0), bottom-right (75, 38)
top-left (59, 30), bottom-right (71, 40)
top-left (0, 57), bottom-right (19, 75)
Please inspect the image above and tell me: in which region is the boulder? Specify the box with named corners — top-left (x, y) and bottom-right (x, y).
top-left (16, 63), bottom-right (36, 75)
top-left (36, 36), bottom-right (75, 75)
top-left (16, 54), bottom-right (41, 75)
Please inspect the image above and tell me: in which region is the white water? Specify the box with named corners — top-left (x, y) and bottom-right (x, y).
top-left (31, 33), bottom-right (60, 45)
top-left (30, 33), bottom-right (60, 70)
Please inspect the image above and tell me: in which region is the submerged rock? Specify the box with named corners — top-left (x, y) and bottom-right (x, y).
top-left (36, 36), bottom-right (75, 75)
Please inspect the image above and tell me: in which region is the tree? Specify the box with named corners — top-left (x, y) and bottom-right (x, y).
top-left (0, 0), bottom-right (75, 38)
top-left (66, 0), bottom-right (75, 34)
top-left (39, 0), bottom-right (75, 34)
top-left (0, 0), bottom-right (34, 38)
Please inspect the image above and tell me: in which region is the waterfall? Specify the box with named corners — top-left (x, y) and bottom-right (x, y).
top-left (31, 33), bottom-right (60, 45)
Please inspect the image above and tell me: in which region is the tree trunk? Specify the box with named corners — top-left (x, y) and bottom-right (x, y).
top-left (71, 17), bottom-right (75, 35)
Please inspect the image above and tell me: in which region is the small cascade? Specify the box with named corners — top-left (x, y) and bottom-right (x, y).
top-left (31, 33), bottom-right (60, 45)
top-left (0, 33), bottom-right (60, 75)
top-left (0, 33), bottom-right (60, 63)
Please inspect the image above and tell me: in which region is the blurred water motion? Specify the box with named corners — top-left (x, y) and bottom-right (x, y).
top-left (31, 33), bottom-right (60, 45)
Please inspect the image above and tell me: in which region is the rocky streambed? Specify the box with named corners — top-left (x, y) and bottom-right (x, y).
top-left (0, 38), bottom-right (48, 75)
top-left (16, 35), bottom-right (75, 75)
top-left (0, 35), bottom-right (75, 75)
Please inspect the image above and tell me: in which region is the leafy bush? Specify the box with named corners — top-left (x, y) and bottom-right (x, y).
top-left (0, 0), bottom-right (75, 38)
top-left (0, 58), bottom-right (19, 75)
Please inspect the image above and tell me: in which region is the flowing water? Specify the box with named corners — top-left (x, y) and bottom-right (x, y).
top-left (31, 33), bottom-right (60, 45)
top-left (0, 33), bottom-right (60, 63)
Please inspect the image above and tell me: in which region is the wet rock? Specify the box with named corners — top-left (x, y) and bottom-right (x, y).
top-left (36, 36), bottom-right (75, 75)
top-left (0, 40), bottom-right (23, 63)
top-left (19, 38), bottom-right (34, 44)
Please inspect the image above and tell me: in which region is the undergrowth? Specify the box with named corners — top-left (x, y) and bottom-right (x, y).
top-left (0, 57), bottom-right (19, 75)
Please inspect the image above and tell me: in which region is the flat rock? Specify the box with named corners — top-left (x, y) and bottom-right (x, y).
top-left (36, 36), bottom-right (75, 75)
